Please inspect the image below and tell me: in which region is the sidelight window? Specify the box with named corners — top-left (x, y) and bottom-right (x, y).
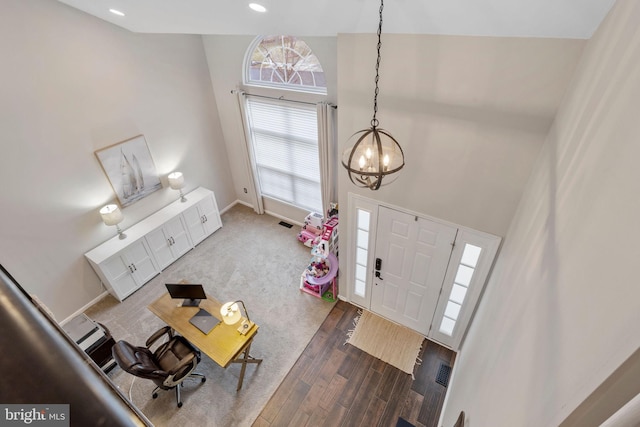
top-left (354, 209), bottom-right (371, 297)
top-left (438, 243), bottom-right (482, 336)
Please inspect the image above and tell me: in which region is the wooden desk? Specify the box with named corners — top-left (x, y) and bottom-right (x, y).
top-left (148, 292), bottom-right (262, 390)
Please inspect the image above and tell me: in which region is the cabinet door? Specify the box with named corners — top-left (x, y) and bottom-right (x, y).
top-left (99, 254), bottom-right (139, 301)
top-left (183, 204), bottom-right (207, 245)
top-left (146, 217), bottom-right (193, 270)
top-left (146, 227), bottom-right (175, 270)
top-left (199, 195), bottom-right (222, 235)
top-left (164, 215), bottom-right (192, 258)
top-left (123, 239), bottom-right (159, 285)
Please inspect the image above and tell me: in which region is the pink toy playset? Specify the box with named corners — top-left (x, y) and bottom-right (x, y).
top-left (297, 210), bottom-right (339, 301)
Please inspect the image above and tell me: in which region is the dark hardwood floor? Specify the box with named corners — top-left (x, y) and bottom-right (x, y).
top-left (253, 300), bottom-right (456, 427)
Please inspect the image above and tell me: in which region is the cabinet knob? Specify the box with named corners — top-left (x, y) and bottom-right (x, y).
top-left (167, 238), bottom-right (172, 246)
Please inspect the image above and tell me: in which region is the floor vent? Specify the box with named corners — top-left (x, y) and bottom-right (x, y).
top-left (435, 363), bottom-right (452, 387)
top-left (278, 221), bottom-right (293, 228)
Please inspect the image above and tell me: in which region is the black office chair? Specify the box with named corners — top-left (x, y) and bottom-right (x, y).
top-left (112, 326), bottom-right (206, 408)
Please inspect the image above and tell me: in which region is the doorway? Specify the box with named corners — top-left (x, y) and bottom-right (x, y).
top-left (346, 194), bottom-right (501, 350)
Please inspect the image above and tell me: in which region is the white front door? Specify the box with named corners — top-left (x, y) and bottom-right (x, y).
top-left (371, 206), bottom-right (457, 336)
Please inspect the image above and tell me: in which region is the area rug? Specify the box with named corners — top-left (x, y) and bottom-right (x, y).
top-left (85, 204), bottom-right (335, 426)
top-left (346, 310), bottom-right (424, 378)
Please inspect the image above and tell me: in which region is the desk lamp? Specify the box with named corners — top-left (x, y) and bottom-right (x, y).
top-left (220, 300), bottom-right (254, 335)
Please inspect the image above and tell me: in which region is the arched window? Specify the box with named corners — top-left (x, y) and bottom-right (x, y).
top-left (245, 35), bottom-right (326, 94)
top-left (240, 36), bottom-right (330, 214)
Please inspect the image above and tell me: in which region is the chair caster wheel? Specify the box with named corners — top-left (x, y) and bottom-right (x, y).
top-left (177, 402), bottom-right (183, 408)
top-left (202, 378), bottom-right (206, 383)
top-left (152, 393), bottom-right (158, 399)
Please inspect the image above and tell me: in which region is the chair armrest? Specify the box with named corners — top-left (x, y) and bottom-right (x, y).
top-left (145, 326), bottom-right (173, 347)
top-left (167, 352), bottom-right (196, 376)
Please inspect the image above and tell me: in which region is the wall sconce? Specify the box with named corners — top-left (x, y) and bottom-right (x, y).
top-left (99, 204), bottom-right (126, 240)
top-left (168, 171), bottom-right (187, 202)
top-left (220, 300), bottom-right (254, 335)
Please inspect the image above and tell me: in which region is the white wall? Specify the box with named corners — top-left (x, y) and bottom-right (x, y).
top-left (0, 0), bottom-right (234, 320)
top-left (441, 1), bottom-right (640, 425)
top-left (337, 33), bottom-right (585, 238)
top-left (337, 33), bottom-right (584, 313)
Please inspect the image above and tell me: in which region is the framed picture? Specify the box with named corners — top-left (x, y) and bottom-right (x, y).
top-left (95, 135), bottom-right (162, 207)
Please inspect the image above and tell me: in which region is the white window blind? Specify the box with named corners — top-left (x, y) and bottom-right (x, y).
top-left (245, 97), bottom-right (322, 213)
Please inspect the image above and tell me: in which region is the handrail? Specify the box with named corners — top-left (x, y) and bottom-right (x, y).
top-left (0, 264), bottom-right (152, 426)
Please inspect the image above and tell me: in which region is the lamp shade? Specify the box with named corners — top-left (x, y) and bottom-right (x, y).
top-left (220, 301), bottom-right (242, 325)
top-left (99, 204), bottom-right (123, 226)
top-left (168, 172), bottom-right (185, 190)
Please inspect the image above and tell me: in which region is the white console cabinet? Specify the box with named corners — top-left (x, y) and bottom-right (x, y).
top-left (85, 187), bottom-right (222, 301)
top-left (182, 194), bottom-right (222, 245)
top-left (99, 239), bottom-right (159, 300)
top-left (146, 215), bottom-right (192, 270)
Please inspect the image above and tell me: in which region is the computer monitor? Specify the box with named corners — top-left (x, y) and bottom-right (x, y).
top-left (165, 283), bottom-right (207, 307)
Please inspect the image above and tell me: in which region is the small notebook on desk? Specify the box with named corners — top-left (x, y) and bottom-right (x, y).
top-left (189, 308), bottom-right (220, 334)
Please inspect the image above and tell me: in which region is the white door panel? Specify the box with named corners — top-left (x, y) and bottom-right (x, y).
top-left (371, 206), bottom-right (457, 336)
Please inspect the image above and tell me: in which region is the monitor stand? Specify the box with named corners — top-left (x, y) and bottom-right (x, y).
top-left (181, 298), bottom-right (201, 307)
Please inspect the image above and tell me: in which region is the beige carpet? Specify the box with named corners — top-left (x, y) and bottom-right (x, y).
top-left (347, 310), bottom-right (424, 378)
top-left (84, 203), bottom-right (335, 426)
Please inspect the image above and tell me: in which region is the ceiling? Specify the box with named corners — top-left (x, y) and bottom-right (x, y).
top-left (57, 0), bottom-right (616, 39)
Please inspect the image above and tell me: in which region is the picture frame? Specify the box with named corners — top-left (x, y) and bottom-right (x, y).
top-left (95, 135), bottom-right (162, 207)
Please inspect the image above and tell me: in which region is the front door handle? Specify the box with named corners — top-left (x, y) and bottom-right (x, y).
top-left (375, 271), bottom-right (383, 280)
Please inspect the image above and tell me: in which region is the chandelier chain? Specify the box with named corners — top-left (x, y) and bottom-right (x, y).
top-left (371, 0), bottom-right (384, 128)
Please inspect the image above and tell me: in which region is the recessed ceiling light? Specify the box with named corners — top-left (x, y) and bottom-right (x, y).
top-left (109, 9), bottom-right (125, 17)
top-left (249, 3), bottom-right (267, 13)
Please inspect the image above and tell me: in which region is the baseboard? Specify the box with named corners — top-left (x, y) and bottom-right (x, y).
top-left (264, 209), bottom-right (304, 228)
top-left (223, 199), bottom-right (305, 228)
top-left (220, 199), bottom-right (248, 215)
top-left (59, 291), bottom-right (110, 325)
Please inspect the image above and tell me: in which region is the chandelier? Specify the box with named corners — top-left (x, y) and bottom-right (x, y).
top-left (342, 0), bottom-right (404, 191)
